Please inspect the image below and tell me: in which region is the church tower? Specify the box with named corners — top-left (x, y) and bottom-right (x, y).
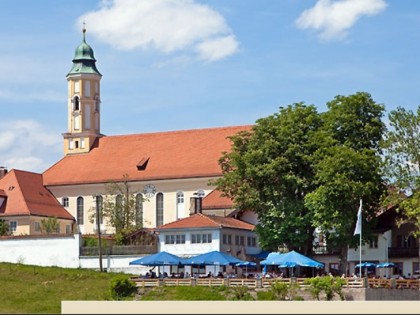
top-left (63, 27), bottom-right (103, 155)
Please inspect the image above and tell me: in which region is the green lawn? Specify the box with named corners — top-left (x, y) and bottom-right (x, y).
top-left (0, 263), bottom-right (130, 314)
top-left (0, 263), bottom-right (241, 314)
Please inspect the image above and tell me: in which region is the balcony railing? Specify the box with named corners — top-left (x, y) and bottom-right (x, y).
top-left (80, 244), bottom-right (157, 256)
top-left (388, 247), bottom-right (419, 258)
top-left (312, 245), bottom-right (340, 255)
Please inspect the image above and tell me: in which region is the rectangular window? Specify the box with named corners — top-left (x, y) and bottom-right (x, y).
top-left (74, 114), bottom-right (80, 130)
top-left (66, 225), bottom-right (71, 235)
top-left (55, 225), bottom-right (60, 234)
top-left (329, 263), bottom-right (339, 275)
top-left (62, 197), bottom-right (69, 207)
top-left (9, 221), bottom-right (17, 232)
top-left (235, 235), bottom-right (239, 246)
top-left (394, 262), bottom-right (403, 276)
top-left (247, 236), bottom-right (256, 247)
top-left (412, 262), bottom-right (419, 277)
top-left (240, 236), bottom-right (245, 246)
top-left (85, 104), bottom-right (91, 129)
top-left (227, 234), bottom-right (232, 245)
top-left (176, 234), bottom-right (185, 244)
top-left (222, 234), bottom-right (227, 245)
top-left (74, 81), bottom-right (80, 93)
top-left (34, 222), bottom-right (41, 232)
top-left (369, 236), bottom-right (378, 248)
top-left (84, 80), bottom-right (91, 97)
top-left (191, 233), bottom-right (210, 244)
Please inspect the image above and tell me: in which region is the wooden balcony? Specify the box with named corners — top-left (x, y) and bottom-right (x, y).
top-left (388, 247), bottom-right (419, 258)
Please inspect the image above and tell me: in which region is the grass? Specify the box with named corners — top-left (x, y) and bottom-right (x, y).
top-left (0, 262), bottom-right (132, 314)
top-left (0, 263), bottom-right (253, 314)
top-left (139, 285), bottom-right (229, 301)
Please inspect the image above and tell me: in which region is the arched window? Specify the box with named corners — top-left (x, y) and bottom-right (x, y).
top-left (96, 195), bottom-right (103, 224)
top-left (73, 96), bottom-right (80, 111)
top-left (115, 194), bottom-right (123, 226)
top-left (176, 191), bottom-right (184, 220)
top-left (135, 194), bottom-right (143, 227)
top-left (156, 193), bottom-right (164, 226)
top-left (77, 196), bottom-right (84, 225)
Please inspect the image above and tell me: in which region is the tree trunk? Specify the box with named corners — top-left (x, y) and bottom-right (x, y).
top-left (339, 246), bottom-right (348, 276)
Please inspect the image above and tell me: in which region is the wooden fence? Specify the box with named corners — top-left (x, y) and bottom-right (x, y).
top-left (130, 276), bottom-right (413, 289)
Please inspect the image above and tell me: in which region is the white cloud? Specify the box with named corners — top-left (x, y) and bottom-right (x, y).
top-left (295, 0), bottom-right (387, 40)
top-left (0, 120), bottom-right (61, 173)
top-left (78, 0), bottom-right (239, 62)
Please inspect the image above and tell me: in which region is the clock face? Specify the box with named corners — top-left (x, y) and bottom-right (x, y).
top-left (143, 184), bottom-right (156, 198)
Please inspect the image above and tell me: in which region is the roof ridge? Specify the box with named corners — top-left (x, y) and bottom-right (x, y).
top-left (105, 124), bottom-right (253, 139)
top-left (200, 213), bottom-right (223, 227)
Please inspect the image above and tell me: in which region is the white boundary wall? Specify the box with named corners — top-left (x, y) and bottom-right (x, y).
top-left (0, 235), bottom-right (151, 275)
top-left (0, 235), bottom-right (81, 268)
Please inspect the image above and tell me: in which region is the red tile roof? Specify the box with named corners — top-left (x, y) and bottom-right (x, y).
top-left (43, 125), bottom-right (251, 186)
top-left (156, 213), bottom-right (254, 231)
top-left (202, 189), bottom-right (233, 210)
top-left (0, 169), bottom-right (74, 220)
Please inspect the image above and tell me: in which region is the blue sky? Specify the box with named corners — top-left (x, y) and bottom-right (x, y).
top-left (1, 0), bottom-right (420, 174)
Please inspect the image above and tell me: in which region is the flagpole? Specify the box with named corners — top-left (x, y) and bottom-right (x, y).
top-left (359, 199), bottom-right (362, 277)
top-left (354, 199), bottom-right (362, 278)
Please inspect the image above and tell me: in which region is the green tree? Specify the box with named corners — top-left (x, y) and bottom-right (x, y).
top-left (305, 92), bottom-right (386, 273)
top-left (213, 103), bottom-right (322, 253)
top-left (381, 106), bottom-right (420, 255)
top-left (91, 174), bottom-right (145, 244)
top-left (40, 217), bottom-right (59, 234)
top-left (0, 219), bottom-right (9, 236)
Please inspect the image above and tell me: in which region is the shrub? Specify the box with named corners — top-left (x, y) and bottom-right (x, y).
top-left (270, 280), bottom-right (289, 300)
top-left (229, 286), bottom-right (254, 300)
top-left (304, 276), bottom-right (345, 301)
top-left (109, 276), bottom-right (137, 300)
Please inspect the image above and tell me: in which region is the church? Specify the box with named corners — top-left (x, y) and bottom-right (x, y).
top-left (41, 28), bottom-right (254, 236)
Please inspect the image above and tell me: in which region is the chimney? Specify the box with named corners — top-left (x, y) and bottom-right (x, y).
top-left (189, 194), bottom-right (203, 215)
top-left (0, 166), bottom-right (7, 179)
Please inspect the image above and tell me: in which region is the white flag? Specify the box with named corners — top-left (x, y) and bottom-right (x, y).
top-left (353, 199), bottom-right (362, 235)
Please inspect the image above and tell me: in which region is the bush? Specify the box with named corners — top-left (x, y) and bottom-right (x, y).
top-left (109, 276), bottom-right (137, 300)
top-left (270, 280), bottom-right (289, 300)
top-left (304, 276), bottom-right (345, 301)
top-left (229, 286), bottom-right (254, 301)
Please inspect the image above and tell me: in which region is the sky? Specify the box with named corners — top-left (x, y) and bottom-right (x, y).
top-left (1, 0), bottom-right (420, 174)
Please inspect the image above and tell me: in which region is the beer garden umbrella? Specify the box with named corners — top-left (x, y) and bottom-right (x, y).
top-left (376, 262), bottom-right (396, 278)
top-left (129, 251), bottom-right (186, 266)
top-left (236, 261), bottom-right (257, 276)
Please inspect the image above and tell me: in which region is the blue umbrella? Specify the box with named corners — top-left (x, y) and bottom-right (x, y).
top-left (183, 250), bottom-right (245, 266)
top-left (129, 251), bottom-right (185, 266)
top-left (355, 262), bottom-right (376, 268)
top-left (236, 261), bottom-right (257, 267)
top-left (376, 262), bottom-right (396, 268)
top-left (236, 261), bottom-right (257, 277)
top-left (261, 250), bottom-right (324, 268)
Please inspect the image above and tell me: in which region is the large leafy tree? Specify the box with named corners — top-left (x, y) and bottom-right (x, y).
top-left (214, 103), bottom-right (322, 254)
top-left (381, 106), bottom-right (420, 241)
top-left (305, 92), bottom-right (386, 272)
